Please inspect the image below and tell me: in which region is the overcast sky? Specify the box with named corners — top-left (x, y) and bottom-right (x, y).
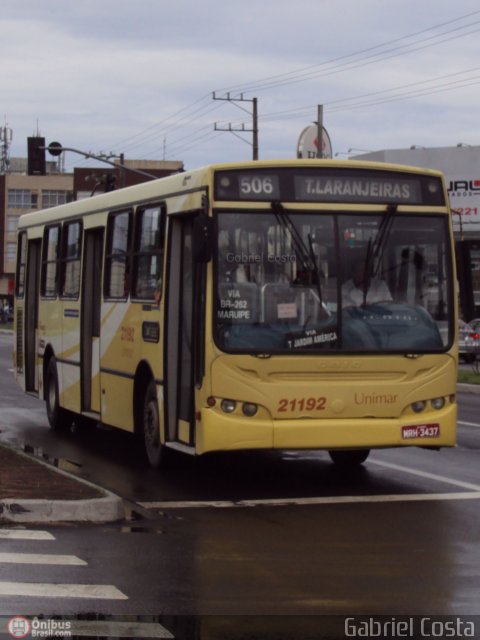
top-left (2, 0), bottom-right (480, 171)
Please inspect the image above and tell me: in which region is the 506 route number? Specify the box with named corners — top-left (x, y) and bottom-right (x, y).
top-left (240, 176), bottom-right (275, 195)
top-left (278, 397), bottom-right (326, 412)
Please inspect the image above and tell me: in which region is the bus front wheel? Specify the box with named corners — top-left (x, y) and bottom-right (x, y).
top-left (142, 380), bottom-right (167, 468)
top-left (45, 358), bottom-right (68, 431)
top-left (328, 449), bottom-right (370, 467)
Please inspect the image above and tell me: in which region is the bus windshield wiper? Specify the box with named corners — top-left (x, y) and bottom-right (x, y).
top-left (362, 204), bottom-right (397, 305)
top-left (271, 201), bottom-right (324, 306)
top-left (372, 204), bottom-right (397, 276)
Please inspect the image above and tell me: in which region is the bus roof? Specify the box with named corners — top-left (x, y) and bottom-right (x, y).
top-left (17, 158), bottom-right (446, 230)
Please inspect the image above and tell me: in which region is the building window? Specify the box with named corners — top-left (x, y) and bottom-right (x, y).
top-left (7, 189), bottom-right (38, 209)
top-left (7, 216), bottom-right (19, 234)
top-left (42, 190), bottom-right (71, 209)
top-left (6, 242), bottom-right (16, 262)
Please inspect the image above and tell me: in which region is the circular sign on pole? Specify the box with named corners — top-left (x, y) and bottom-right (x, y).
top-left (297, 125), bottom-right (332, 159)
top-left (47, 141), bottom-right (63, 156)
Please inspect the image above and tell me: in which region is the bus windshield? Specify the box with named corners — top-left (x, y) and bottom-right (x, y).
top-left (214, 209), bottom-right (453, 354)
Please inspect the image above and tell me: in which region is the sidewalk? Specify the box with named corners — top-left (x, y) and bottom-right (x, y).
top-left (0, 444), bottom-right (125, 524)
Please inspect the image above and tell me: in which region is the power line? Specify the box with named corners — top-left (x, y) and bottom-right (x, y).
top-left (234, 21), bottom-right (480, 96)
top-left (111, 93), bottom-right (212, 151)
top-left (140, 123), bottom-right (213, 159)
top-left (259, 66), bottom-right (480, 122)
top-left (216, 10), bottom-right (480, 95)
top-left (119, 98), bottom-right (221, 155)
top-left (121, 101), bottom-right (225, 157)
top-left (103, 9), bottom-right (480, 163)
top-left (159, 129), bottom-right (224, 160)
top-left (327, 76), bottom-right (480, 115)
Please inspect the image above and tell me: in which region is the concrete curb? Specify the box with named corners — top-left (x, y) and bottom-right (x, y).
top-left (457, 383), bottom-right (480, 395)
top-left (0, 447), bottom-right (125, 524)
top-left (0, 495), bottom-right (125, 524)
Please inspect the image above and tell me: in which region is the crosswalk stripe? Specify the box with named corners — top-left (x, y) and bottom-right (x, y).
top-left (0, 529), bottom-right (55, 540)
top-left (0, 581), bottom-right (128, 600)
top-left (0, 529), bottom-right (128, 601)
top-left (0, 552), bottom-right (86, 565)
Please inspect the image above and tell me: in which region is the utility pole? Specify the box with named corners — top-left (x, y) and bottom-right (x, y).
top-left (213, 93), bottom-right (259, 160)
top-left (119, 152), bottom-right (126, 188)
top-left (317, 105), bottom-right (324, 159)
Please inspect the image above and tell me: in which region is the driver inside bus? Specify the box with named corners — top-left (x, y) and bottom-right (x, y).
top-left (342, 259), bottom-right (392, 307)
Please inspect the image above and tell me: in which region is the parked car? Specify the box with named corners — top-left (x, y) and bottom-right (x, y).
top-left (468, 318), bottom-right (480, 333)
top-left (459, 319), bottom-right (480, 363)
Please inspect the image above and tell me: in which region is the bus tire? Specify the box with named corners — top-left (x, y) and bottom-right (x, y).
top-left (142, 380), bottom-right (167, 468)
top-left (45, 357), bottom-right (68, 431)
top-left (328, 449), bottom-right (370, 467)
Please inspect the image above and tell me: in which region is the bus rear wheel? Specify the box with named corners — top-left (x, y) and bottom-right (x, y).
top-left (142, 380), bottom-right (167, 468)
top-left (328, 449), bottom-right (370, 467)
top-left (45, 357), bottom-right (69, 431)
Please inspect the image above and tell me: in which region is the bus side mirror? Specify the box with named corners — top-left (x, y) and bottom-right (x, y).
top-left (193, 216), bottom-right (214, 263)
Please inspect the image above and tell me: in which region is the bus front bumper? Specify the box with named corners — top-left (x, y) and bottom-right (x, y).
top-left (196, 403), bottom-right (457, 454)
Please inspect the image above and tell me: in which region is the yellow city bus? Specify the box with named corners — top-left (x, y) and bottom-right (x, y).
top-left (14, 159), bottom-right (458, 468)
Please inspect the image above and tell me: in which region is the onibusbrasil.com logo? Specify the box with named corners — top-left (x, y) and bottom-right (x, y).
top-left (7, 616), bottom-right (72, 638)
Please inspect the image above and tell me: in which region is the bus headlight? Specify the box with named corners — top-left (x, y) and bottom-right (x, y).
top-left (431, 397), bottom-right (445, 410)
top-left (242, 402), bottom-right (258, 417)
top-left (411, 400), bottom-right (426, 413)
top-left (221, 399), bottom-right (237, 413)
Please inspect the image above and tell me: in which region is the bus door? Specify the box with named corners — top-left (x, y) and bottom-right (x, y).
top-left (24, 239), bottom-right (41, 392)
top-left (81, 228), bottom-right (103, 414)
top-left (165, 217), bottom-right (195, 446)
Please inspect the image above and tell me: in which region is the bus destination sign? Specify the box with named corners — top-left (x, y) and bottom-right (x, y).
top-left (214, 168), bottom-right (444, 206)
top-left (294, 175), bottom-right (421, 203)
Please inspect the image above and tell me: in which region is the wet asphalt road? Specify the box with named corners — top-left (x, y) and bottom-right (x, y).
top-left (1, 332), bottom-right (480, 621)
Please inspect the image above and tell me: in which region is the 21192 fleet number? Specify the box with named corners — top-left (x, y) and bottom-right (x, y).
top-left (278, 397), bottom-right (326, 412)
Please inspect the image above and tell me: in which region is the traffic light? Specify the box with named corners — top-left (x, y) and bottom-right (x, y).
top-left (27, 137), bottom-right (46, 175)
top-left (104, 173), bottom-right (116, 191)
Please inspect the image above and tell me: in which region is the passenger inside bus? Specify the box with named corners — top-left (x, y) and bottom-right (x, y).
top-left (342, 259), bottom-right (392, 307)
top-left (154, 277), bottom-right (162, 304)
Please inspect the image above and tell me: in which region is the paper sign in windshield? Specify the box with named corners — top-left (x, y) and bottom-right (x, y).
top-left (277, 303), bottom-right (297, 319)
top-left (287, 328), bottom-right (338, 349)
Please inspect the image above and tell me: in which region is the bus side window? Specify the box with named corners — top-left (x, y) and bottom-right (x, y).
top-left (132, 204), bottom-right (165, 300)
top-left (60, 221), bottom-right (82, 298)
top-left (105, 210), bottom-right (132, 298)
top-left (16, 232), bottom-right (27, 298)
top-left (41, 225), bottom-right (60, 298)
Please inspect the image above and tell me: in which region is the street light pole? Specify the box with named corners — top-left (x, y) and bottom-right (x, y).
top-left (44, 143), bottom-right (158, 180)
